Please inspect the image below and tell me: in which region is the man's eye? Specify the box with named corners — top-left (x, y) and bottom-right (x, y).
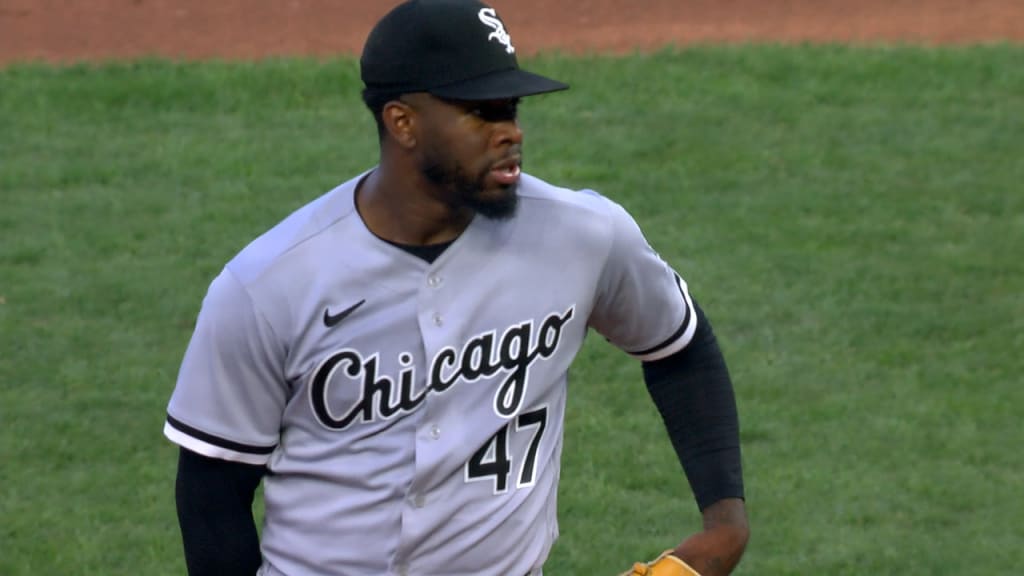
top-left (470, 102), bottom-right (518, 122)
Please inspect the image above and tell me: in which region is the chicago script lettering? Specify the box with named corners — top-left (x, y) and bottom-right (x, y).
top-left (310, 306), bottom-right (575, 430)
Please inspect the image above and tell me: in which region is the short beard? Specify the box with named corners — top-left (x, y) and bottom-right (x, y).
top-left (422, 161), bottom-right (519, 221)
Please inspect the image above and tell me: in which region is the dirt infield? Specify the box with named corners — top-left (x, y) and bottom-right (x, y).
top-left (1, 0), bottom-right (1022, 65)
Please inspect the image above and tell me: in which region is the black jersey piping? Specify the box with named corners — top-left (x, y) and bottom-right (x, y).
top-left (627, 273), bottom-right (693, 357)
top-left (167, 414), bottom-right (276, 455)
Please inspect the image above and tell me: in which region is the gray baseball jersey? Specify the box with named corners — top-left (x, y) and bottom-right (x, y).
top-left (164, 171), bottom-right (697, 576)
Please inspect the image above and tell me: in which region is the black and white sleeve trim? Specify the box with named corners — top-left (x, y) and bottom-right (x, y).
top-left (164, 415), bottom-right (276, 466)
top-left (627, 273), bottom-right (698, 362)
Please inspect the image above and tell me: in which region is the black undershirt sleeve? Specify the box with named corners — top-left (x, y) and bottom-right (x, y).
top-left (175, 447), bottom-right (266, 576)
top-left (641, 301), bottom-right (745, 511)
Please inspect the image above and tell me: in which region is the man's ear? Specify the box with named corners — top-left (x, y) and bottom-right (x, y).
top-left (382, 100), bottom-right (417, 149)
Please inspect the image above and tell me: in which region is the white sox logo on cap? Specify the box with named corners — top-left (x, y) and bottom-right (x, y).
top-left (478, 8), bottom-right (515, 54)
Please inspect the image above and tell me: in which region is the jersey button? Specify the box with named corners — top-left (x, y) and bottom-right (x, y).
top-left (432, 313), bottom-right (443, 326)
top-left (429, 425), bottom-right (441, 439)
top-left (427, 275), bottom-right (442, 288)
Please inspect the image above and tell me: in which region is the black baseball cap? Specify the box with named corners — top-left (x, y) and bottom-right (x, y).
top-left (360, 0), bottom-right (569, 101)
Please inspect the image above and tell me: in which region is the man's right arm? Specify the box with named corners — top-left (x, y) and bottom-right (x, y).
top-left (175, 447), bottom-right (266, 576)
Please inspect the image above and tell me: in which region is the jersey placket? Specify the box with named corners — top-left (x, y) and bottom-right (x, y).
top-left (391, 263), bottom-right (454, 574)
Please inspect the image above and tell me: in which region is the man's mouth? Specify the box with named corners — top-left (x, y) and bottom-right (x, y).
top-left (490, 157), bottom-right (521, 185)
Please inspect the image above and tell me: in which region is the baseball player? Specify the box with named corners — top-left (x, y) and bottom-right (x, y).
top-left (165, 1), bottom-right (749, 575)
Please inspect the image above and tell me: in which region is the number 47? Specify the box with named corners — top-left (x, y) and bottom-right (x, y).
top-left (465, 406), bottom-right (548, 494)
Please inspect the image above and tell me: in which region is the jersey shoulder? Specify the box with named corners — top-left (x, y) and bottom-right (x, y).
top-left (517, 172), bottom-right (613, 211)
top-left (516, 172), bottom-right (640, 243)
top-left (517, 172), bottom-right (624, 229)
top-left (224, 172), bottom-right (366, 286)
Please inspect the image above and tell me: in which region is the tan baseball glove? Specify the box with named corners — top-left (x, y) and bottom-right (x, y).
top-left (619, 550), bottom-right (702, 576)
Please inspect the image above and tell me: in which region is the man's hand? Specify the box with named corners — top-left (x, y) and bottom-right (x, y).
top-left (670, 498), bottom-right (749, 576)
top-left (617, 498), bottom-right (748, 576)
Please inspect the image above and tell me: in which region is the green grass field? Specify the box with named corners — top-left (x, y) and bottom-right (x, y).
top-left (2, 45), bottom-right (1022, 575)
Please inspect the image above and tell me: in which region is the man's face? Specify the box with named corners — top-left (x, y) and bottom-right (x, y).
top-left (404, 94), bottom-right (524, 220)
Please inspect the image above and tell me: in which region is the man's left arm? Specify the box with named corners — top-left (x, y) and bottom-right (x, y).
top-left (639, 300), bottom-right (749, 575)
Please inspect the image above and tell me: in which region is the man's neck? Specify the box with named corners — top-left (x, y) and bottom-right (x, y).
top-left (356, 167), bottom-right (473, 245)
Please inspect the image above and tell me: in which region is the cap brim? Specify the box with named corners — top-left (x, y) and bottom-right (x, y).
top-left (428, 68), bottom-right (569, 101)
